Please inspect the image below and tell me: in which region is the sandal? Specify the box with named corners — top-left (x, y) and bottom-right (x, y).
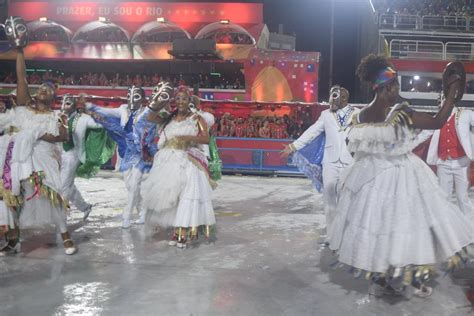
top-left (413, 285), bottom-right (432, 298)
top-left (0, 240), bottom-right (20, 256)
top-left (168, 234), bottom-right (178, 246)
top-left (63, 239), bottom-right (77, 255)
top-left (177, 238), bottom-right (187, 249)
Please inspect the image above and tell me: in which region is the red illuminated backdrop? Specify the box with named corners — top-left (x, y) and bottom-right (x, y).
top-left (4, 1), bottom-right (319, 103)
top-left (8, 1), bottom-right (264, 36)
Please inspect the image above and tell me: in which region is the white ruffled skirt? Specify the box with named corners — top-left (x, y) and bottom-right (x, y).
top-left (0, 200), bottom-right (15, 229)
top-left (141, 148), bottom-right (215, 229)
top-left (328, 152), bottom-right (474, 273)
top-left (19, 181), bottom-right (67, 231)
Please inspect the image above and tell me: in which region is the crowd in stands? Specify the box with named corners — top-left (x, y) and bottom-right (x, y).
top-left (212, 113), bottom-right (312, 139)
top-left (0, 71), bottom-right (245, 89)
top-left (374, 0), bottom-right (473, 16)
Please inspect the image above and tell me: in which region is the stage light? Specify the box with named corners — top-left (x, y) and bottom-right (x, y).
top-left (220, 19), bottom-right (230, 24)
top-left (39, 17), bottom-right (48, 22)
top-left (157, 17), bottom-right (166, 23)
top-left (98, 17), bottom-right (108, 22)
top-left (414, 75), bottom-right (420, 80)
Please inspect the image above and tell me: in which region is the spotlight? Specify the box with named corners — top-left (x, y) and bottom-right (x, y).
top-left (39, 17), bottom-right (48, 22)
top-left (220, 19), bottom-right (230, 24)
top-left (157, 17), bottom-right (166, 23)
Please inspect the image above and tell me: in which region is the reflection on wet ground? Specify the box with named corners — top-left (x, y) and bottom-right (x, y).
top-left (0, 173), bottom-right (473, 315)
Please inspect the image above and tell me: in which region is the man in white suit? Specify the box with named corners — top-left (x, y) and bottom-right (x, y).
top-left (426, 107), bottom-right (474, 215)
top-left (283, 85), bottom-right (359, 232)
top-left (60, 94), bottom-right (103, 221)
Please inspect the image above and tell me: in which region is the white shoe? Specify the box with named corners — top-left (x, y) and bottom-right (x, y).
top-left (168, 240), bottom-right (177, 246)
top-left (134, 215), bottom-right (145, 225)
top-left (63, 239), bottom-right (77, 255)
top-left (83, 205), bottom-right (93, 221)
top-left (0, 242), bottom-right (21, 256)
top-left (177, 241), bottom-right (187, 249)
top-left (413, 285), bottom-right (432, 298)
top-left (122, 219), bottom-right (131, 229)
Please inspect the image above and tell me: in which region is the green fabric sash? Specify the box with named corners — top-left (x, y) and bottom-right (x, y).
top-left (208, 135), bottom-right (222, 181)
top-left (62, 114), bottom-right (76, 152)
top-left (76, 128), bottom-right (116, 178)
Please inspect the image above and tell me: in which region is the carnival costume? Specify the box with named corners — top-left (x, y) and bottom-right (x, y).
top-left (425, 108), bottom-right (474, 216)
top-left (328, 103), bottom-right (474, 288)
top-left (60, 95), bottom-right (115, 219)
top-left (86, 87), bottom-right (157, 227)
top-left (291, 102), bottom-right (359, 234)
top-left (0, 107), bottom-right (69, 232)
top-left (141, 114), bottom-right (216, 238)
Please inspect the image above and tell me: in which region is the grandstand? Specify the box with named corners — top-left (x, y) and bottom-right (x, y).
top-left (367, 0), bottom-right (474, 107)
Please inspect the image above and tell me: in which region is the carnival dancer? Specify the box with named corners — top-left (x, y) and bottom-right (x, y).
top-left (282, 85), bottom-right (359, 236)
top-left (142, 85), bottom-right (216, 248)
top-left (86, 86), bottom-right (158, 228)
top-left (424, 107), bottom-right (474, 216)
top-left (0, 17), bottom-right (76, 255)
top-left (328, 54), bottom-right (474, 298)
top-left (60, 94), bottom-right (114, 221)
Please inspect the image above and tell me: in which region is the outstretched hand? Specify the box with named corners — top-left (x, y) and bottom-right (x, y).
top-left (280, 144), bottom-right (294, 158)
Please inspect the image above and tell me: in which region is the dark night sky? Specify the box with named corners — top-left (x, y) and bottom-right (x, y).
top-left (169, 0), bottom-right (360, 101)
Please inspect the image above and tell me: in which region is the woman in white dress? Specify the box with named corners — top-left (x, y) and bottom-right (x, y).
top-left (142, 86), bottom-right (216, 248)
top-left (0, 46), bottom-right (76, 255)
top-left (328, 55), bottom-right (474, 297)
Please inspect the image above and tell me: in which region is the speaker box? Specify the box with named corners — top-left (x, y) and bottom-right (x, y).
top-left (172, 39), bottom-right (216, 53)
top-left (169, 39), bottom-right (221, 60)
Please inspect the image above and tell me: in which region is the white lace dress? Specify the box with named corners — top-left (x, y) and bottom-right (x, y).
top-left (141, 116), bottom-right (215, 230)
top-left (328, 107), bottom-right (474, 277)
top-left (0, 107), bottom-right (66, 229)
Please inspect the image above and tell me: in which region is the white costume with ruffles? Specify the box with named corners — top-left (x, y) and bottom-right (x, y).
top-left (328, 105), bottom-right (474, 275)
top-left (141, 115), bottom-right (215, 230)
top-left (0, 107), bottom-right (67, 231)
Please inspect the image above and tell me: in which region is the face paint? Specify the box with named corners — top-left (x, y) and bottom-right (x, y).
top-left (61, 94), bottom-right (76, 114)
top-left (149, 81), bottom-right (173, 111)
top-left (151, 81), bottom-right (173, 103)
top-left (127, 86), bottom-right (144, 111)
top-left (4, 16), bottom-right (28, 48)
top-left (329, 87), bottom-right (341, 111)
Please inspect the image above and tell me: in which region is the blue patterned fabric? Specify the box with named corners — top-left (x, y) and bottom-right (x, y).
top-left (89, 106), bottom-right (157, 173)
top-left (290, 133), bottom-right (326, 192)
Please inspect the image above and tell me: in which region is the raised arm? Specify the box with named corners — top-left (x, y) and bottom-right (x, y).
top-left (15, 48), bottom-right (31, 106)
top-left (410, 75), bottom-right (462, 130)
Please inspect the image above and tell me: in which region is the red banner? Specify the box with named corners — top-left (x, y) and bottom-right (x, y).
top-left (8, 2), bottom-right (263, 25)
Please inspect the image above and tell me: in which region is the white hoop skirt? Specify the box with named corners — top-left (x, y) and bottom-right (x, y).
top-left (141, 147), bottom-right (215, 229)
top-left (328, 117), bottom-right (474, 274)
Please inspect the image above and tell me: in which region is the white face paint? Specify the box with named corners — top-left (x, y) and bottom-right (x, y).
top-left (4, 16), bottom-right (28, 48)
top-left (127, 86), bottom-right (144, 111)
top-left (149, 82), bottom-right (173, 110)
top-left (61, 95), bottom-right (76, 114)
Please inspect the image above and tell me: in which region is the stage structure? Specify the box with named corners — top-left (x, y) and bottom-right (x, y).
top-left (0, 1), bottom-right (320, 103)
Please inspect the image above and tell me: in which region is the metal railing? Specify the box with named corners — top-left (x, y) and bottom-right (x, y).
top-left (389, 39), bottom-right (444, 60)
top-left (389, 39), bottom-right (474, 61)
top-left (422, 15), bottom-right (468, 31)
top-left (379, 14), bottom-right (420, 30)
top-left (445, 42), bottom-right (474, 61)
top-left (216, 138), bottom-right (300, 174)
top-left (379, 14), bottom-right (473, 32)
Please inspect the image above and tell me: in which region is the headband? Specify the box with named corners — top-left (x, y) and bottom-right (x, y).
top-left (372, 67), bottom-right (397, 90)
